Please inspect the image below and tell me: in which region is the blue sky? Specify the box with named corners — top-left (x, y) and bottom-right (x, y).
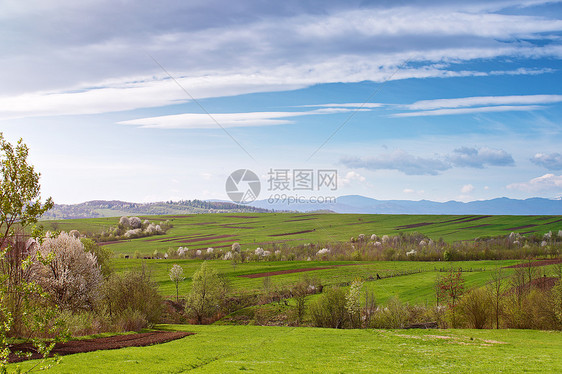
top-left (1, 0), bottom-right (562, 204)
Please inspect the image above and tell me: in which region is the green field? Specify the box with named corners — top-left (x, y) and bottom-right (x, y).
top-left (116, 259), bottom-right (529, 303)
top-left (11, 325), bottom-right (562, 373)
top-left (42, 213), bottom-right (562, 256)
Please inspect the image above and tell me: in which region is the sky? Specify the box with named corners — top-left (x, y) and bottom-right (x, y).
top-left (1, 0), bottom-right (562, 205)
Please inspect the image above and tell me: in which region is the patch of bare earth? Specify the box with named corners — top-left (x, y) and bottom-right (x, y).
top-left (504, 259), bottom-right (562, 268)
top-left (239, 264), bottom-right (358, 278)
top-left (8, 331), bottom-right (193, 363)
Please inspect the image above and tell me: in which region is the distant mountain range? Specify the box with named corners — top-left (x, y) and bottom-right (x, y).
top-left (249, 195), bottom-right (562, 215)
top-left (41, 196), bottom-right (562, 220)
top-left (41, 199), bottom-right (272, 219)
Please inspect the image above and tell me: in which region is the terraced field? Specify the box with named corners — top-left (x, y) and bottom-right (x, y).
top-left (41, 213), bottom-right (562, 256)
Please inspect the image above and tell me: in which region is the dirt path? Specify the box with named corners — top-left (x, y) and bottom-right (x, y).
top-left (8, 331), bottom-right (193, 363)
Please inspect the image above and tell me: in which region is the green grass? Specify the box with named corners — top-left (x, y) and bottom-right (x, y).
top-left (10, 325), bottom-right (562, 373)
top-left (116, 259), bottom-right (524, 302)
top-left (40, 213), bottom-right (562, 256)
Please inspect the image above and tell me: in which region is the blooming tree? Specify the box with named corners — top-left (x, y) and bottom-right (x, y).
top-left (169, 264), bottom-right (185, 303)
top-left (33, 232), bottom-right (102, 311)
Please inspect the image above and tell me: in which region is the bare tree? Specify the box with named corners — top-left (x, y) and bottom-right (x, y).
top-left (488, 267), bottom-right (506, 329)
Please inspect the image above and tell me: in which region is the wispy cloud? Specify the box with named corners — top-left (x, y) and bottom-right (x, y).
top-left (299, 103), bottom-right (384, 108)
top-left (392, 105), bottom-right (543, 117)
top-left (391, 94), bottom-right (562, 117)
top-left (530, 152), bottom-right (562, 170)
top-left (118, 108), bottom-right (361, 129)
top-left (405, 94), bottom-right (562, 110)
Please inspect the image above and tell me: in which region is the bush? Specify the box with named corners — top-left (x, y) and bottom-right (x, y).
top-left (186, 262), bottom-right (227, 324)
top-left (369, 297), bottom-right (409, 329)
top-left (309, 287), bottom-right (348, 328)
top-left (102, 266), bottom-right (163, 328)
top-left (457, 288), bottom-right (491, 329)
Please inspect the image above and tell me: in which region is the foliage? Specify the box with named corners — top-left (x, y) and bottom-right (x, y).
top-left (186, 262), bottom-right (226, 324)
top-left (290, 280), bottom-right (309, 326)
top-left (309, 287), bottom-right (348, 328)
top-left (80, 238), bottom-right (112, 279)
top-left (102, 266), bottom-right (162, 328)
top-left (0, 134), bottom-right (62, 373)
top-left (436, 269), bottom-right (465, 327)
top-left (457, 288), bottom-right (491, 329)
top-left (0, 133), bottom-right (53, 250)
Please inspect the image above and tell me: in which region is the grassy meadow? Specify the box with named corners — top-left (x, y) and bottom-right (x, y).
top-left (11, 324), bottom-right (562, 373)
top-left (41, 213), bottom-right (562, 256)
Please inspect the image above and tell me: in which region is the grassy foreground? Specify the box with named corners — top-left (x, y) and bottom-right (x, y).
top-left (11, 325), bottom-right (562, 373)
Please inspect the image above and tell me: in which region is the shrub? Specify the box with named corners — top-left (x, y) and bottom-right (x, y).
top-left (186, 262), bottom-right (227, 324)
top-left (309, 287), bottom-right (348, 328)
top-left (369, 297), bottom-right (409, 329)
top-left (457, 288), bottom-right (491, 329)
top-left (102, 266), bottom-right (163, 328)
top-left (81, 237), bottom-right (113, 279)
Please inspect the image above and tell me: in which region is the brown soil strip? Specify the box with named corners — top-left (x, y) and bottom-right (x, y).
top-left (175, 235), bottom-right (236, 244)
top-left (223, 215), bottom-right (260, 219)
top-left (8, 331), bottom-right (193, 363)
top-left (239, 264), bottom-right (357, 278)
top-left (546, 218), bottom-right (562, 224)
top-left (97, 241), bottom-right (122, 246)
top-left (284, 218), bottom-right (318, 222)
top-left (396, 216), bottom-right (492, 230)
top-left (504, 224), bottom-right (537, 231)
top-left (396, 222), bottom-right (435, 229)
top-left (269, 229), bottom-right (315, 237)
top-left (504, 259), bottom-right (562, 268)
top-left (456, 215), bottom-right (492, 223)
top-left (460, 224), bottom-right (491, 229)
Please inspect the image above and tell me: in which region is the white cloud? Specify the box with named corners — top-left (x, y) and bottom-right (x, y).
top-left (118, 108), bottom-right (361, 129)
top-left (530, 152), bottom-right (562, 170)
top-left (507, 173), bottom-right (562, 192)
top-left (449, 147), bottom-right (515, 168)
top-left (340, 171), bottom-right (367, 186)
top-left (405, 94), bottom-right (562, 110)
top-left (299, 103), bottom-right (384, 108)
top-left (341, 150), bottom-right (451, 176)
top-left (1, 2), bottom-right (562, 118)
top-left (392, 105), bottom-right (543, 117)
top-left (341, 146), bottom-right (515, 175)
top-left (403, 188), bottom-right (415, 194)
top-left (461, 184), bottom-right (475, 194)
